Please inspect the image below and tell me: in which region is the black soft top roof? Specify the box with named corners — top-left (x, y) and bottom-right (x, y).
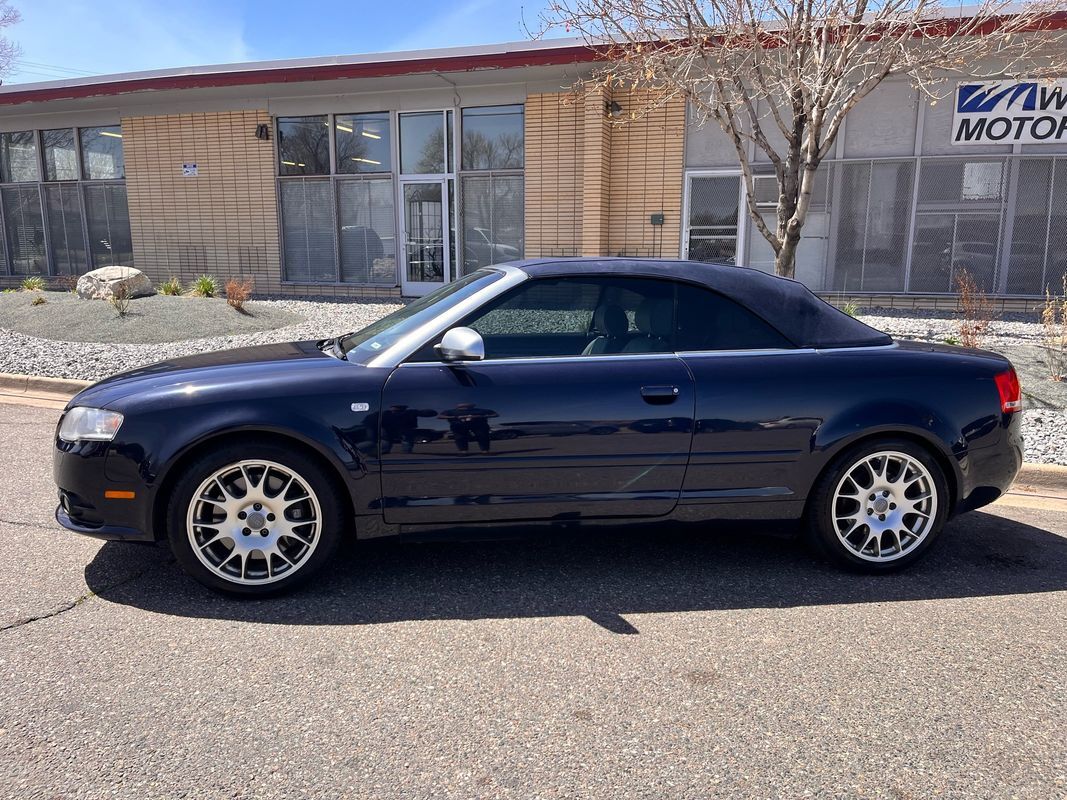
top-left (511, 258), bottom-right (891, 349)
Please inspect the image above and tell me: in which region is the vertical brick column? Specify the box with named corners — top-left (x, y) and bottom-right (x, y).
top-left (580, 88), bottom-right (611, 257)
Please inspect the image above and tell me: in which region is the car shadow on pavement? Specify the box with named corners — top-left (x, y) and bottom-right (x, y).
top-left (84, 510), bottom-right (1067, 632)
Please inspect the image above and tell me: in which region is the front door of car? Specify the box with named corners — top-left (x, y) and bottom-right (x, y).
top-left (377, 276), bottom-right (697, 525)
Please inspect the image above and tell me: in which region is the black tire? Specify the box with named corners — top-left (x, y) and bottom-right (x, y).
top-left (165, 442), bottom-right (346, 596)
top-left (805, 438), bottom-right (950, 573)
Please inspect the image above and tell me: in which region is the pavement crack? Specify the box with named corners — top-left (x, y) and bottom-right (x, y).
top-left (0, 558), bottom-right (171, 633)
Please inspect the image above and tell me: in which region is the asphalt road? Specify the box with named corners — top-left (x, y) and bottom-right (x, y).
top-left (1, 401), bottom-right (1065, 799)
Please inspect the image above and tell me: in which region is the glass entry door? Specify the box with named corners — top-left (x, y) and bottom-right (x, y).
top-left (400, 179), bottom-right (450, 295)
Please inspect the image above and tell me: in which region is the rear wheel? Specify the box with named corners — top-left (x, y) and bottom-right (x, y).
top-left (807, 439), bottom-right (949, 572)
top-left (166, 443), bottom-right (344, 596)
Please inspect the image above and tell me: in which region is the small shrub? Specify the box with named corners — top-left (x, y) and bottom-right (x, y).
top-left (841, 301), bottom-right (860, 318)
top-left (31, 295), bottom-right (46, 306)
top-left (1041, 274), bottom-right (1067, 382)
top-left (954, 269), bottom-right (995, 349)
top-left (51, 274), bottom-right (78, 293)
top-left (20, 276), bottom-right (46, 292)
top-left (110, 282), bottom-right (132, 317)
top-left (188, 275), bottom-right (219, 298)
top-left (942, 335), bottom-right (962, 346)
top-left (225, 277), bottom-right (254, 313)
top-left (160, 277), bottom-right (182, 296)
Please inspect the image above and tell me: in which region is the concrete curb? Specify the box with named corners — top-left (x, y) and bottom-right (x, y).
top-left (0, 372), bottom-right (92, 398)
top-left (1013, 462), bottom-right (1067, 498)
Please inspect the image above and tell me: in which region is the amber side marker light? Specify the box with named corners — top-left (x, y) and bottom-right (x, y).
top-left (104, 490), bottom-right (136, 500)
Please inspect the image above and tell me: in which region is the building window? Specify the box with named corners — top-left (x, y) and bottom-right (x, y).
top-left (458, 105), bottom-right (524, 276)
top-left (0, 126), bottom-right (132, 278)
top-left (336, 112), bottom-right (391, 173)
top-left (277, 116), bottom-right (330, 176)
top-left (42, 129), bottom-right (78, 181)
top-left (277, 113), bottom-right (396, 285)
top-left (79, 126), bottom-right (125, 180)
top-left (0, 131), bottom-right (39, 183)
top-left (461, 105), bottom-right (524, 170)
top-left (400, 111), bottom-right (449, 175)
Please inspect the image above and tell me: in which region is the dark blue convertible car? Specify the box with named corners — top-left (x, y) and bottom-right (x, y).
top-left (54, 259), bottom-right (1024, 595)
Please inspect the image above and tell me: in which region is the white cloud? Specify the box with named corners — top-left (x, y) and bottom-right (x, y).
top-left (5, 0), bottom-right (251, 84)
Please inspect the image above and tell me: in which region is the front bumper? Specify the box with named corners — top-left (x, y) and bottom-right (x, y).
top-left (54, 437), bottom-right (156, 542)
top-left (54, 503), bottom-right (153, 542)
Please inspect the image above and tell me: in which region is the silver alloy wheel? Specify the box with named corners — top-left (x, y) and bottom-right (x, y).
top-left (186, 459), bottom-right (322, 585)
top-left (831, 450), bottom-right (938, 563)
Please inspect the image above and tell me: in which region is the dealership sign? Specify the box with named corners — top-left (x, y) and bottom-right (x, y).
top-left (952, 79), bottom-right (1067, 145)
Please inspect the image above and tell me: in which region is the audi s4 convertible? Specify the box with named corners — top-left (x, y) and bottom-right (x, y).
top-left (53, 258), bottom-right (1024, 595)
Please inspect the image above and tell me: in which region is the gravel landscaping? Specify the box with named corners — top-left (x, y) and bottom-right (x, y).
top-left (0, 293), bottom-right (1063, 464)
top-left (0, 291), bottom-right (303, 343)
top-left (0, 292), bottom-right (402, 383)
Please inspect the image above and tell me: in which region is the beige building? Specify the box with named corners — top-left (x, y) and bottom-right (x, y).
top-left (0, 38), bottom-right (1063, 303)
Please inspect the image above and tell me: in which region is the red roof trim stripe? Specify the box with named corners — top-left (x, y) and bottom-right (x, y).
top-left (0, 45), bottom-right (608, 107)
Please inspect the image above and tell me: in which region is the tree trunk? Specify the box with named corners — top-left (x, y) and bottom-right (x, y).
top-left (776, 232), bottom-right (800, 278)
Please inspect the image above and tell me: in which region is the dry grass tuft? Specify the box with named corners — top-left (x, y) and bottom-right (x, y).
top-left (225, 278), bottom-right (254, 313)
top-left (954, 269), bottom-right (994, 350)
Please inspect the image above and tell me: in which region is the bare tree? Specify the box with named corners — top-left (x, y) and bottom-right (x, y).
top-left (0, 2), bottom-right (19, 78)
top-left (543, 0), bottom-right (1067, 277)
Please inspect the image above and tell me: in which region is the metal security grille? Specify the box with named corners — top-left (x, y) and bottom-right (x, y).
top-left (280, 178), bottom-right (336, 283)
top-left (43, 183), bottom-right (85, 275)
top-left (459, 174), bottom-right (524, 276)
top-left (1, 185), bottom-right (45, 275)
top-left (337, 177), bottom-right (396, 284)
top-left (828, 161), bottom-right (915, 293)
top-left (686, 175), bottom-right (740, 263)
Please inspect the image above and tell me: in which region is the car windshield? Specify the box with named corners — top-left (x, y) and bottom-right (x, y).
top-left (341, 269), bottom-right (504, 364)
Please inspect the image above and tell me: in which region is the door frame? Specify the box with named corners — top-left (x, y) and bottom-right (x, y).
top-left (397, 109), bottom-right (457, 296)
top-left (681, 169), bottom-right (749, 266)
top-left (398, 176), bottom-right (452, 296)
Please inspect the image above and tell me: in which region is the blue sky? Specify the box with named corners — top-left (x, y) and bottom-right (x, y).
top-left (5, 0), bottom-right (563, 84)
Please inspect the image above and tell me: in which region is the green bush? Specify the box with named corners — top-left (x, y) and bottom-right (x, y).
top-left (943, 335), bottom-right (962, 346)
top-left (841, 301), bottom-right (861, 318)
top-left (160, 277), bottom-right (183, 296)
top-left (20, 276), bottom-right (46, 292)
top-left (188, 275), bottom-right (219, 298)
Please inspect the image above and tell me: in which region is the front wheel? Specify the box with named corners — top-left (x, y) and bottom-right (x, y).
top-left (806, 439), bottom-right (950, 572)
top-left (166, 443), bottom-right (345, 596)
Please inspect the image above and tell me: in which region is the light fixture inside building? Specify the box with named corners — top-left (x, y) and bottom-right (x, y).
top-left (335, 123), bottom-right (354, 133)
top-left (99, 130), bottom-right (123, 138)
top-left (351, 157), bottom-right (381, 165)
top-left (360, 130), bottom-right (381, 139)
top-left (606, 100), bottom-right (623, 119)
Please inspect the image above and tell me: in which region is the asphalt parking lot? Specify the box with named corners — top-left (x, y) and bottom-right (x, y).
top-left (1, 400), bottom-right (1065, 799)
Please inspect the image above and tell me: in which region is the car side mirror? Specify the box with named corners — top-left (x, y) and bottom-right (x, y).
top-left (435, 327), bottom-right (485, 363)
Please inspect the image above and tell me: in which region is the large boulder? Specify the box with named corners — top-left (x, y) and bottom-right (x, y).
top-left (76, 266), bottom-right (155, 301)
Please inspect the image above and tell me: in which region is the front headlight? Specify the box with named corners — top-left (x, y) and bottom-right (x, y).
top-left (58, 407), bottom-right (124, 442)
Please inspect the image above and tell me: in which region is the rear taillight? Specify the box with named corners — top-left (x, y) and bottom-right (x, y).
top-left (994, 368), bottom-right (1022, 413)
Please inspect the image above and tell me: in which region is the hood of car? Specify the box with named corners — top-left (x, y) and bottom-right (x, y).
top-left (70, 340), bottom-right (347, 409)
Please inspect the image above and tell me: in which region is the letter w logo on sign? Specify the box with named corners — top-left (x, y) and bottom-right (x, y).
top-left (957, 82), bottom-right (1037, 113)
top-left (953, 78), bottom-right (1067, 145)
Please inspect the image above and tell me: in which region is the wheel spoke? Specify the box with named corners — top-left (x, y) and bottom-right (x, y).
top-left (186, 459), bottom-right (323, 586)
top-left (832, 450), bottom-right (939, 563)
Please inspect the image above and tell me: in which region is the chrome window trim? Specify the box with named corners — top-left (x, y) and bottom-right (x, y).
top-left (395, 342), bottom-right (899, 368)
top-left (397, 352), bottom-right (684, 368)
top-left (364, 265), bottom-right (528, 368)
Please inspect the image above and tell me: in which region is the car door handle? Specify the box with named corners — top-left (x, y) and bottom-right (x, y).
top-left (640, 385), bottom-right (680, 404)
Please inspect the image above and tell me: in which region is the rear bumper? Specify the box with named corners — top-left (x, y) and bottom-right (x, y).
top-left (956, 415), bottom-right (1024, 513)
top-left (54, 504), bottom-right (153, 542)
